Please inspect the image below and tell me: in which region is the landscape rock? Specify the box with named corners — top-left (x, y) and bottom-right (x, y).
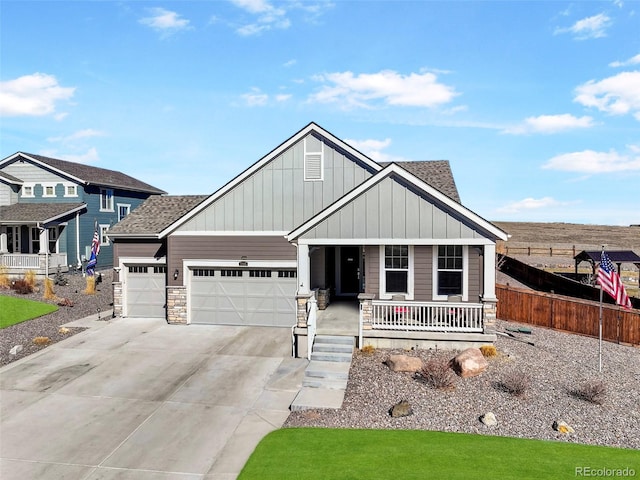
top-left (9, 345), bottom-right (23, 355)
top-left (389, 400), bottom-right (413, 418)
top-left (385, 354), bottom-right (423, 373)
top-left (449, 348), bottom-right (488, 378)
top-left (552, 420), bottom-right (575, 434)
top-left (480, 412), bottom-right (497, 426)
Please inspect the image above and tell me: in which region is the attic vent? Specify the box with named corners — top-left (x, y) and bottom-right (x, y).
top-left (304, 137), bottom-right (324, 181)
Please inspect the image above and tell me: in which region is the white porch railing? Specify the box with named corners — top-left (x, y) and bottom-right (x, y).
top-left (371, 300), bottom-right (484, 333)
top-left (307, 296), bottom-right (318, 361)
top-left (0, 253), bottom-right (68, 270)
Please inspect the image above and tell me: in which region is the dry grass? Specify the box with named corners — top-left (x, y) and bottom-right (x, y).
top-left (0, 266), bottom-right (9, 289)
top-left (84, 276), bottom-right (96, 295)
top-left (44, 278), bottom-right (56, 300)
top-left (416, 359), bottom-right (456, 390)
top-left (480, 345), bottom-right (498, 358)
top-left (32, 336), bottom-right (51, 345)
top-left (24, 270), bottom-right (37, 288)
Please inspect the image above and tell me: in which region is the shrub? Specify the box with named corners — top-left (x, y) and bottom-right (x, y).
top-left (496, 372), bottom-right (530, 398)
top-left (11, 279), bottom-right (34, 294)
top-left (361, 344), bottom-right (376, 355)
top-left (58, 327), bottom-right (71, 335)
top-left (0, 265), bottom-right (9, 289)
top-left (571, 379), bottom-right (606, 405)
top-left (417, 358), bottom-right (456, 390)
top-left (44, 277), bottom-right (56, 300)
top-left (480, 345), bottom-right (497, 358)
top-left (33, 336), bottom-right (51, 345)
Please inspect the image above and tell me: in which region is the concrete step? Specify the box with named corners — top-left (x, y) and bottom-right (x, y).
top-left (313, 343), bottom-right (354, 354)
top-left (304, 360), bottom-right (351, 380)
top-left (302, 376), bottom-right (348, 390)
top-left (310, 351), bottom-right (353, 363)
top-left (290, 387), bottom-right (346, 411)
top-left (314, 335), bottom-right (355, 346)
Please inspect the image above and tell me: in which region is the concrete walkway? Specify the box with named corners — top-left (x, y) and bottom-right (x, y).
top-left (0, 314), bottom-right (307, 480)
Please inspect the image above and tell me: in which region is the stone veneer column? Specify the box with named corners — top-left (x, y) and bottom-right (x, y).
top-left (358, 293), bottom-right (375, 330)
top-left (112, 282), bottom-right (123, 316)
top-left (296, 293), bottom-right (312, 327)
top-left (167, 286), bottom-right (187, 324)
top-left (483, 299), bottom-right (498, 334)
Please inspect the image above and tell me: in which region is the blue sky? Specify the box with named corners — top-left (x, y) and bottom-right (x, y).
top-left (1, 1), bottom-right (639, 226)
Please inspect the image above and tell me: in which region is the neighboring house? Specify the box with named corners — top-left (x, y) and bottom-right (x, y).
top-left (109, 123), bottom-right (508, 355)
top-left (0, 152), bottom-right (166, 276)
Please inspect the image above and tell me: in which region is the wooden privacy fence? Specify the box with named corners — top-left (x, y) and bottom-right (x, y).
top-left (496, 284), bottom-right (640, 346)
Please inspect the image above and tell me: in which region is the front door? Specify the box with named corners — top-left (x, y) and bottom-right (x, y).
top-left (339, 246), bottom-right (361, 295)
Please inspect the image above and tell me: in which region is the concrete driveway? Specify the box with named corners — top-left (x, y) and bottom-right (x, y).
top-left (0, 315), bottom-right (307, 480)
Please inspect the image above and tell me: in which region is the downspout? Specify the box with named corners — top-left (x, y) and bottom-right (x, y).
top-left (76, 211), bottom-right (81, 267)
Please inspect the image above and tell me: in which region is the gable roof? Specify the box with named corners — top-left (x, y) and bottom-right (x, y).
top-left (0, 170), bottom-right (23, 185)
top-left (108, 195), bottom-right (209, 238)
top-left (0, 203), bottom-right (86, 225)
top-left (0, 152), bottom-right (167, 194)
top-left (575, 250), bottom-right (640, 265)
top-left (287, 163), bottom-right (508, 242)
top-left (157, 122), bottom-right (382, 238)
top-left (383, 161), bottom-right (461, 203)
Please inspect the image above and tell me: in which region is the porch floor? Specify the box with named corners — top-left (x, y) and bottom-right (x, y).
top-left (316, 299), bottom-right (360, 336)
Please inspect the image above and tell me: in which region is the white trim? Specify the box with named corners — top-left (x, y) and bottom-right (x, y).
top-left (99, 224), bottom-right (110, 246)
top-left (303, 137), bottom-right (324, 181)
top-left (379, 245), bottom-right (414, 300)
top-left (170, 230), bottom-right (289, 237)
top-left (1, 152), bottom-right (86, 184)
top-left (117, 203), bottom-right (131, 221)
top-left (42, 182), bottom-right (58, 198)
top-left (183, 259), bottom-right (297, 270)
top-left (63, 183), bottom-right (78, 197)
top-left (287, 163), bottom-right (508, 242)
top-left (21, 183), bottom-right (35, 198)
top-left (157, 123), bottom-right (382, 238)
top-left (100, 188), bottom-right (114, 212)
top-left (432, 245), bottom-right (469, 301)
top-left (296, 238), bottom-right (497, 246)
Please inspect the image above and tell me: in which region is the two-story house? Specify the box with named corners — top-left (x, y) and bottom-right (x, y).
top-left (0, 152), bottom-right (166, 276)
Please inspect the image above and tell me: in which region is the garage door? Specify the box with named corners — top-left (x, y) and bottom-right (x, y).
top-left (126, 265), bottom-right (167, 318)
top-left (190, 268), bottom-right (297, 326)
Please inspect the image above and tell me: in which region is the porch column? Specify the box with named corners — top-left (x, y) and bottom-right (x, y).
top-left (0, 226), bottom-right (7, 254)
top-left (38, 227), bottom-right (49, 254)
top-left (297, 242), bottom-right (311, 295)
top-left (482, 243), bottom-right (497, 301)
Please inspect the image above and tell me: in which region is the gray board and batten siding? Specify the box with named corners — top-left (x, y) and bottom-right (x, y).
top-left (297, 174), bottom-right (488, 241)
top-left (175, 134), bottom-right (376, 233)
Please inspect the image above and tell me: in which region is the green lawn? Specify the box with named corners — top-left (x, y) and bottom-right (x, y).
top-left (239, 428), bottom-right (640, 480)
top-left (0, 295), bottom-right (58, 328)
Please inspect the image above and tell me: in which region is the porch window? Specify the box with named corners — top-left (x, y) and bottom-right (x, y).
top-left (436, 245), bottom-right (463, 297)
top-left (380, 245), bottom-right (413, 298)
top-left (30, 228), bottom-right (40, 253)
top-left (100, 188), bottom-right (114, 211)
top-left (48, 227), bottom-right (59, 253)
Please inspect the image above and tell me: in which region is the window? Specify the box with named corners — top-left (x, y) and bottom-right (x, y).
top-left (249, 270), bottom-right (272, 278)
top-left (118, 204), bottom-right (131, 221)
top-left (304, 136), bottom-right (324, 181)
top-left (221, 269), bottom-right (243, 277)
top-left (380, 245), bottom-right (413, 298)
top-left (99, 224), bottom-right (110, 246)
top-left (64, 184), bottom-right (78, 197)
top-left (43, 183), bottom-right (57, 197)
top-left (193, 268), bottom-right (216, 277)
top-left (100, 188), bottom-right (114, 211)
top-left (278, 270), bottom-right (297, 278)
top-left (22, 184), bottom-right (34, 197)
top-left (48, 227), bottom-right (59, 253)
top-left (436, 245), bottom-right (464, 297)
top-left (30, 227), bottom-right (40, 253)
top-left (129, 266), bottom-right (148, 273)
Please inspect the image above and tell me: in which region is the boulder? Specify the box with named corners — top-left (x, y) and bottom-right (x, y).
top-left (9, 345), bottom-right (23, 356)
top-left (385, 355), bottom-right (423, 373)
top-left (552, 420), bottom-right (575, 434)
top-left (389, 400), bottom-right (413, 418)
top-left (480, 412), bottom-right (497, 426)
top-left (449, 348), bottom-right (488, 378)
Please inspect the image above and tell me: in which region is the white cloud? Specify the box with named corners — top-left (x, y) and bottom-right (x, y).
top-left (497, 197), bottom-right (569, 214)
top-left (574, 71), bottom-right (640, 120)
top-left (240, 87), bottom-right (292, 106)
top-left (309, 70), bottom-right (459, 109)
top-left (274, 93), bottom-right (292, 102)
top-left (139, 8), bottom-right (191, 36)
top-left (542, 146), bottom-right (640, 173)
top-left (0, 73), bottom-right (75, 117)
top-left (554, 13), bottom-right (612, 39)
top-left (48, 129), bottom-right (106, 143)
top-left (39, 147), bottom-right (100, 165)
top-left (502, 114), bottom-right (595, 134)
top-left (344, 137), bottom-right (410, 163)
top-left (609, 53), bottom-right (640, 67)
top-left (230, 0), bottom-right (290, 35)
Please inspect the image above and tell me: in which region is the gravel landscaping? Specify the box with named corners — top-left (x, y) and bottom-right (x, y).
top-left (0, 269), bottom-right (113, 367)
top-left (285, 320), bottom-right (640, 450)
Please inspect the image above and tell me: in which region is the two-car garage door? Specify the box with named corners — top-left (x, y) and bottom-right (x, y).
top-left (190, 268), bottom-right (297, 327)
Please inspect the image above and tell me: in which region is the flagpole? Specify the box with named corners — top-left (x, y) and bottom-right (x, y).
top-left (598, 284), bottom-right (603, 373)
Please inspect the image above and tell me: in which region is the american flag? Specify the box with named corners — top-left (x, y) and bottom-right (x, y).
top-left (597, 251), bottom-right (632, 309)
top-left (86, 225), bottom-right (100, 276)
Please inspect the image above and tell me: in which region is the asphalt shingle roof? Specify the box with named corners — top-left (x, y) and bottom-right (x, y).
top-left (381, 160), bottom-right (461, 203)
top-left (0, 203), bottom-right (86, 224)
top-left (0, 170), bottom-right (23, 184)
top-left (108, 195), bottom-right (208, 236)
top-left (12, 152), bottom-right (167, 194)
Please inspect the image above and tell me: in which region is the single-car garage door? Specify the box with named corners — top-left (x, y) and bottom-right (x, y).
top-left (126, 265), bottom-right (167, 318)
top-left (190, 268), bottom-right (297, 326)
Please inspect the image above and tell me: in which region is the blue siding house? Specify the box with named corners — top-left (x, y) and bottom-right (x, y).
top-left (0, 152), bottom-right (166, 275)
